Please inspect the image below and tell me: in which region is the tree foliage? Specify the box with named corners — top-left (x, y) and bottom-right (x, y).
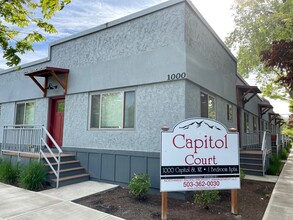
top-left (260, 40), bottom-right (293, 96)
top-left (226, 0), bottom-right (293, 99)
top-left (0, 0), bottom-right (71, 67)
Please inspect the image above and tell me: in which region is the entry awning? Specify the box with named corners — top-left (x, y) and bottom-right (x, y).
top-left (25, 67), bottom-right (69, 97)
top-left (259, 103), bottom-right (274, 116)
top-left (237, 85), bottom-right (261, 105)
top-left (275, 117), bottom-right (284, 126)
top-left (269, 113), bottom-right (280, 123)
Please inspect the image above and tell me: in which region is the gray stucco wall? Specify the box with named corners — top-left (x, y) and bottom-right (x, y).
top-left (0, 2), bottom-right (186, 103)
top-left (185, 80), bottom-right (237, 129)
top-left (0, 103), bottom-right (14, 141)
top-left (184, 4), bottom-right (237, 104)
top-left (0, 98), bottom-right (49, 141)
top-left (63, 80), bottom-right (185, 152)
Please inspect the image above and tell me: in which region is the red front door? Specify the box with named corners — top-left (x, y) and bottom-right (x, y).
top-left (49, 98), bottom-right (65, 147)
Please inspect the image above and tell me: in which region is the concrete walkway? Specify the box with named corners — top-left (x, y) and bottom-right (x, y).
top-left (245, 174), bottom-right (279, 183)
top-left (263, 150), bottom-right (293, 220)
top-left (0, 181), bottom-right (123, 220)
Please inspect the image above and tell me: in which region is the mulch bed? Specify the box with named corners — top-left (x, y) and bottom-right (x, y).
top-left (74, 179), bottom-right (274, 220)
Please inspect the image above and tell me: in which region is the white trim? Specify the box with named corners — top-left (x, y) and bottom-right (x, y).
top-left (200, 91), bottom-right (217, 120)
top-left (14, 100), bottom-right (36, 125)
top-left (88, 89), bottom-right (136, 131)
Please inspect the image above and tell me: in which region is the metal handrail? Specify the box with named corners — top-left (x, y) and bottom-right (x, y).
top-left (276, 134), bottom-right (279, 156)
top-left (1, 124), bottom-right (62, 188)
top-left (261, 130), bottom-right (271, 176)
top-left (1, 125), bottom-right (43, 160)
top-left (261, 131), bottom-right (267, 176)
top-left (40, 126), bottom-right (62, 188)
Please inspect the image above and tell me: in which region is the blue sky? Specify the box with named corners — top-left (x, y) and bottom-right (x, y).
top-left (0, 0), bottom-right (289, 117)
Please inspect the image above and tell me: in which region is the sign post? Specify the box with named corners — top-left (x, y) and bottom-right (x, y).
top-left (161, 126), bottom-right (169, 220)
top-left (161, 118), bottom-right (240, 216)
top-left (229, 128), bottom-right (238, 214)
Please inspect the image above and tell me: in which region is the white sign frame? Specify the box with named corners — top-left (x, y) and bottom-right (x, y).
top-left (161, 118), bottom-right (240, 192)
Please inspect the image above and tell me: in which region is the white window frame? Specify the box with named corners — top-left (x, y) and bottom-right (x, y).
top-left (200, 92), bottom-right (216, 119)
top-left (244, 112), bottom-right (250, 133)
top-left (253, 116), bottom-right (257, 132)
top-left (89, 90), bottom-right (135, 130)
top-left (15, 101), bottom-right (36, 125)
top-left (227, 103), bottom-right (233, 122)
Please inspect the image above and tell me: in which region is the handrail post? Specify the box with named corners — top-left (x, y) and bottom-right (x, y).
top-left (57, 152), bottom-right (61, 188)
top-left (261, 131), bottom-right (267, 176)
top-left (229, 128), bottom-right (238, 215)
top-left (18, 127), bottom-right (22, 161)
top-left (161, 125), bottom-right (169, 220)
top-left (40, 125), bottom-right (62, 188)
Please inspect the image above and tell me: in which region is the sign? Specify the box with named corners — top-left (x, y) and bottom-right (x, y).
top-left (161, 118), bottom-right (240, 192)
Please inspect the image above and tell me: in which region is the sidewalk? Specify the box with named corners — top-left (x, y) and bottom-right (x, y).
top-left (263, 151), bottom-right (293, 220)
top-left (0, 181), bottom-right (123, 220)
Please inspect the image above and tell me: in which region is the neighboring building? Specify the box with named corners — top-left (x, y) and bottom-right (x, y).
top-left (0, 0), bottom-right (283, 188)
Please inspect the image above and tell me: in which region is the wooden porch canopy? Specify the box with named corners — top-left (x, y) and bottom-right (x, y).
top-left (237, 85), bottom-right (261, 106)
top-left (269, 113), bottom-right (280, 123)
top-left (25, 67), bottom-right (69, 97)
top-left (259, 103), bottom-right (273, 117)
top-left (275, 117), bottom-right (284, 126)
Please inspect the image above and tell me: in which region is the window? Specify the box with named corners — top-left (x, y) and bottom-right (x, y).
top-left (201, 92), bottom-right (216, 119)
top-left (244, 112), bottom-right (249, 133)
top-left (260, 119), bottom-right (264, 131)
top-left (90, 91), bottom-right (135, 129)
top-left (15, 102), bottom-right (35, 125)
top-left (227, 104), bottom-right (233, 121)
top-left (253, 116), bottom-right (257, 132)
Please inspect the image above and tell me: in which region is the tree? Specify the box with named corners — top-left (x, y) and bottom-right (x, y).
top-left (0, 0), bottom-right (71, 67)
top-left (260, 40), bottom-right (293, 97)
top-left (226, 0), bottom-right (293, 99)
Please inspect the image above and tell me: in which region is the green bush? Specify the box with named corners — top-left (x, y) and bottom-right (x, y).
top-left (128, 173), bottom-right (151, 200)
top-left (279, 148), bottom-right (289, 160)
top-left (194, 190), bottom-right (220, 209)
top-left (0, 159), bottom-right (20, 185)
top-left (19, 160), bottom-right (47, 191)
top-left (266, 155), bottom-right (282, 175)
top-left (240, 168), bottom-right (245, 181)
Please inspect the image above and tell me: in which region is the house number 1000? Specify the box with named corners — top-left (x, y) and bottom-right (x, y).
top-left (167, 72), bottom-right (186, 81)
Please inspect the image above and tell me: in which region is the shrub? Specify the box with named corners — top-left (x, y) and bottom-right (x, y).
top-left (240, 168), bottom-right (245, 181)
top-left (128, 173), bottom-right (151, 200)
top-left (0, 159), bottom-right (20, 185)
top-left (194, 190), bottom-right (220, 209)
top-left (266, 155), bottom-right (282, 175)
top-left (19, 160), bottom-right (47, 191)
top-left (279, 148), bottom-right (289, 160)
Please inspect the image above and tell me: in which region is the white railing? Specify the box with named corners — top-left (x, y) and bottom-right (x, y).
top-left (276, 134), bottom-right (280, 156)
top-left (1, 125), bottom-right (62, 188)
top-left (40, 126), bottom-right (62, 188)
top-left (1, 125), bottom-right (42, 159)
top-left (242, 132), bottom-right (260, 150)
top-left (261, 131), bottom-right (271, 176)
